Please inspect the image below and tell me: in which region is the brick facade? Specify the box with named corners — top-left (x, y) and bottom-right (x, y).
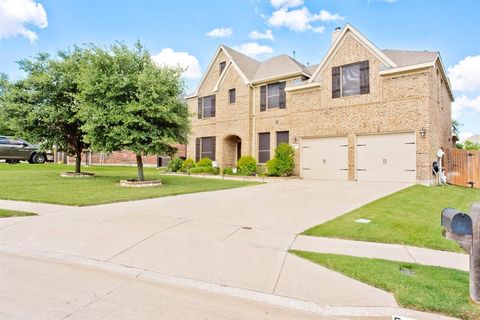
top-left (187, 28), bottom-right (453, 184)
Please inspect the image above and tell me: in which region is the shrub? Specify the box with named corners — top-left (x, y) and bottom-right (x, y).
top-left (167, 157), bottom-right (184, 172)
top-left (223, 167), bottom-right (235, 175)
top-left (180, 158), bottom-right (196, 172)
top-left (266, 143), bottom-right (295, 176)
top-left (189, 166), bottom-right (219, 175)
top-left (256, 164), bottom-right (267, 177)
top-left (236, 156), bottom-right (257, 176)
top-left (196, 157), bottom-right (213, 168)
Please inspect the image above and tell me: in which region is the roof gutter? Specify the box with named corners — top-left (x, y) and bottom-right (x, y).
top-left (285, 82), bottom-right (321, 92)
top-left (379, 61), bottom-right (435, 76)
top-left (251, 72), bottom-right (310, 86)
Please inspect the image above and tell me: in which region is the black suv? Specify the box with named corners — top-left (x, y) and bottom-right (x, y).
top-left (0, 136), bottom-right (51, 164)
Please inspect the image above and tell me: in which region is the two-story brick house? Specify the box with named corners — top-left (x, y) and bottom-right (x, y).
top-left (186, 24), bottom-right (454, 184)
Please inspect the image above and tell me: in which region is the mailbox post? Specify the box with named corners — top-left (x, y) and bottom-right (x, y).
top-left (442, 203), bottom-right (480, 304)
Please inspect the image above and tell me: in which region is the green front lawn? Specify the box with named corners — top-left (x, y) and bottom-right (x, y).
top-left (0, 164), bottom-right (259, 206)
top-left (0, 209), bottom-right (36, 218)
top-left (303, 185), bottom-right (480, 252)
top-left (292, 251), bottom-right (480, 320)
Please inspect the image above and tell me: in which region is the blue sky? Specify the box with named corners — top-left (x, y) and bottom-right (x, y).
top-left (0, 0), bottom-right (479, 138)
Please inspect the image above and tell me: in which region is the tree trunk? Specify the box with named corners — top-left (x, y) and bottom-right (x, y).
top-left (75, 149), bottom-right (82, 174)
top-left (136, 154), bottom-right (145, 181)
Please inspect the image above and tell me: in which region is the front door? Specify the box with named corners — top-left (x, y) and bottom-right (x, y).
top-left (236, 141), bottom-right (241, 161)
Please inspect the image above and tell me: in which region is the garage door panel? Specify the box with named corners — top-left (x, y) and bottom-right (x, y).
top-left (356, 132), bottom-right (416, 183)
top-left (302, 137), bottom-right (348, 180)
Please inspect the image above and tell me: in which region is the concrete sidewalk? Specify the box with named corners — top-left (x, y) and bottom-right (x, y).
top-left (0, 199), bottom-right (72, 215)
top-left (291, 235), bottom-right (469, 271)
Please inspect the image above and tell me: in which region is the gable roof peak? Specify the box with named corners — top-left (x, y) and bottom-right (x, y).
top-left (308, 23), bottom-right (398, 83)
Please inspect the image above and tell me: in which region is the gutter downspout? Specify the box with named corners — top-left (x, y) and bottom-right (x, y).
top-left (250, 84), bottom-right (256, 157)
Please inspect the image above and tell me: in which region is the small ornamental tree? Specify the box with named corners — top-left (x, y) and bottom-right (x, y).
top-left (0, 50), bottom-right (89, 173)
top-left (266, 143), bottom-right (295, 176)
top-left (79, 42), bottom-right (190, 181)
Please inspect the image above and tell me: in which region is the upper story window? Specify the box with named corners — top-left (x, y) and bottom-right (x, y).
top-left (260, 81), bottom-right (286, 111)
top-left (219, 61), bottom-right (226, 75)
top-left (229, 88), bottom-right (236, 104)
top-left (332, 61), bottom-right (369, 98)
top-left (197, 95), bottom-right (216, 119)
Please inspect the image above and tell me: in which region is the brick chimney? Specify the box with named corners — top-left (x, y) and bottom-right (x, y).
top-left (332, 27), bottom-right (342, 44)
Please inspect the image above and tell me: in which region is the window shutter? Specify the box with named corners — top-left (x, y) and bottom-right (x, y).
top-left (360, 60), bottom-right (370, 94)
top-left (279, 82), bottom-right (286, 109)
top-left (211, 95), bottom-right (216, 117)
top-left (332, 66), bottom-right (341, 98)
top-left (260, 85), bottom-right (266, 111)
top-left (211, 136), bottom-right (216, 161)
top-left (197, 98), bottom-right (203, 119)
top-left (195, 138), bottom-right (201, 162)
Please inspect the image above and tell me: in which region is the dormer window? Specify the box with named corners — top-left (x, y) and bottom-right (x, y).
top-left (219, 61), bottom-right (226, 75)
top-left (332, 61), bottom-right (369, 98)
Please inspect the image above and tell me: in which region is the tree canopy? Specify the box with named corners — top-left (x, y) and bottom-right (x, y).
top-left (78, 42), bottom-right (190, 180)
top-left (0, 49), bottom-right (88, 173)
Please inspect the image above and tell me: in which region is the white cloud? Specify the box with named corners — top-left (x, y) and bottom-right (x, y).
top-left (205, 27), bottom-right (233, 38)
top-left (152, 48), bottom-right (201, 79)
top-left (452, 95), bottom-right (480, 118)
top-left (270, 0), bottom-right (303, 8)
top-left (314, 10), bottom-right (344, 22)
top-left (267, 7), bottom-right (343, 33)
top-left (0, 0), bottom-right (47, 43)
top-left (249, 29), bottom-right (274, 41)
top-left (232, 42), bottom-right (274, 58)
top-left (448, 55), bottom-right (480, 92)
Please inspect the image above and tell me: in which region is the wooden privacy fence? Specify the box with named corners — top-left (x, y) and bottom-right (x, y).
top-left (445, 148), bottom-right (480, 189)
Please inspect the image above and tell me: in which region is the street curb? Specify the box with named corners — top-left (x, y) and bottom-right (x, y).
top-left (0, 243), bottom-right (456, 320)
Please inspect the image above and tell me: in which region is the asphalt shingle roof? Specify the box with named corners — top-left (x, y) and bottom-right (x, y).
top-left (218, 47), bottom-right (439, 85)
top-left (382, 49), bottom-right (438, 67)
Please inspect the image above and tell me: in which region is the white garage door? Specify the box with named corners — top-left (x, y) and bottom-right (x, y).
top-left (356, 132), bottom-right (416, 183)
top-left (301, 136), bottom-right (348, 180)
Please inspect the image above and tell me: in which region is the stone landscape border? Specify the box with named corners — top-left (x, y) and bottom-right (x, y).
top-left (119, 179), bottom-right (162, 187)
top-left (60, 172), bottom-right (95, 178)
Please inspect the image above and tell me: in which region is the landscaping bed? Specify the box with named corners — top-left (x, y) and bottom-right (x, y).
top-left (0, 164), bottom-right (260, 206)
top-left (303, 185), bottom-right (480, 252)
top-left (291, 251), bottom-right (480, 320)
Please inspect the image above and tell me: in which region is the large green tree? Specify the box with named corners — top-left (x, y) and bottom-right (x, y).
top-left (0, 74), bottom-right (16, 136)
top-left (0, 50), bottom-right (89, 173)
top-left (79, 42), bottom-right (190, 181)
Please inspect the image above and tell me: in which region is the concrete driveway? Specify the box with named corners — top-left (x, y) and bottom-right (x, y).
top-left (0, 180), bottom-right (410, 310)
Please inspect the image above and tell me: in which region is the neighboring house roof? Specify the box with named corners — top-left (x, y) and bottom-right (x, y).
top-left (382, 49), bottom-right (439, 67)
top-left (252, 54), bottom-right (310, 83)
top-left (466, 135), bottom-right (480, 143)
